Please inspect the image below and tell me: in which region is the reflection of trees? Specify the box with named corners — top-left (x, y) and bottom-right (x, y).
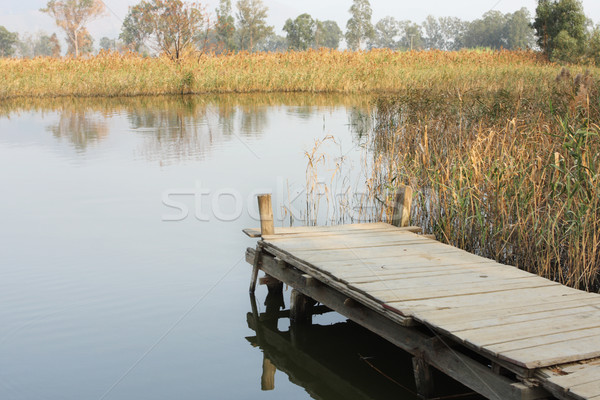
top-left (239, 105), bottom-right (268, 136)
top-left (286, 105), bottom-right (314, 120)
top-left (47, 109), bottom-right (109, 151)
top-left (128, 97), bottom-right (270, 163)
top-left (1, 93), bottom-right (374, 159)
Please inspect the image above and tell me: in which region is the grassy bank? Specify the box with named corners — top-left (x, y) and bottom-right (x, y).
top-left (0, 49), bottom-right (594, 99)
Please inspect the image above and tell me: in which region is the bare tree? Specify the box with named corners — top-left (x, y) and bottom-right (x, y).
top-left (41, 0), bottom-right (106, 57)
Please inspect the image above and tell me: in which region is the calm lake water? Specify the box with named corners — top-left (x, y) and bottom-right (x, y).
top-left (0, 94), bottom-right (473, 400)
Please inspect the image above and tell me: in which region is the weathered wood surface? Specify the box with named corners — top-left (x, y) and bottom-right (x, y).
top-left (246, 247), bottom-right (546, 400)
top-left (246, 222), bottom-right (600, 399)
top-left (537, 359), bottom-right (600, 400)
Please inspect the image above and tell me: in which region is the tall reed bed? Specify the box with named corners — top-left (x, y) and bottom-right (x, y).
top-left (337, 69), bottom-right (600, 291)
top-left (0, 49), bottom-right (586, 99)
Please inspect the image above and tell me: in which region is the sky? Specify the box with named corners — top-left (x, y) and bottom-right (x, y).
top-left (1, 0), bottom-right (600, 45)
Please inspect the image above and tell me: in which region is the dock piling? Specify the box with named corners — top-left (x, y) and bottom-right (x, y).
top-left (290, 289), bottom-right (316, 325)
top-left (257, 194), bottom-right (274, 236)
top-left (391, 185), bottom-right (413, 227)
top-left (412, 355), bottom-right (435, 399)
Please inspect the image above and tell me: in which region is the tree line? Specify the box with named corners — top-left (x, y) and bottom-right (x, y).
top-left (0, 0), bottom-right (598, 64)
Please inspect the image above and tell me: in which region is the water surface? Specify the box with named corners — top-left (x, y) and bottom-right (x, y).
top-left (0, 94), bottom-right (472, 400)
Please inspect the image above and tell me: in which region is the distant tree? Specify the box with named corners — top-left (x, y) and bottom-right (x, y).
top-left (506, 8), bottom-right (536, 49)
top-left (370, 16), bottom-right (400, 49)
top-left (0, 26), bottom-right (18, 57)
top-left (216, 0), bottom-right (236, 51)
top-left (35, 34), bottom-right (56, 56)
top-left (49, 33), bottom-right (62, 56)
top-left (439, 17), bottom-right (467, 50)
top-left (314, 20), bottom-right (342, 49)
top-left (398, 21), bottom-right (423, 50)
top-left (99, 36), bottom-right (117, 51)
top-left (586, 25), bottom-right (600, 64)
top-left (552, 29), bottom-right (581, 61)
top-left (16, 33), bottom-right (35, 58)
top-left (40, 0), bottom-right (106, 58)
top-left (68, 31), bottom-right (93, 55)
top-left (120, 5), bottom-right (148, 52)
top-left (283, 13), bottom-right (316, 50)
top-left (18, 32), bottom-right (60, 57)
top-left (256, 33), bottom-right (287, 52)
top-left (533, 0), bottom-right (588, 61)
top-left (236, 0), bottom-right (273, 51)
top-left (463, 11), bottom-right (508, 50)
top-left (423, 15), bottom-right (444, 50)
top-left (345, 0), bottom-right (374, 50)
top-left (120, 0), bottom-right (207, 60)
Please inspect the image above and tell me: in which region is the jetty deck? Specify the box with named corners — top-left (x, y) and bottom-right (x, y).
top-left (244, 194), bottom-right (600, 400)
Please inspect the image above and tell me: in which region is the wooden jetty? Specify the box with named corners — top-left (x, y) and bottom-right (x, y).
top-left (244, 190), bottom-right (600, 400)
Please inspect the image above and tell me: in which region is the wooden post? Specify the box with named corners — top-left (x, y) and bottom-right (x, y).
top-left (249, 243), bottom-right (262, 293)
top-left (391, 185), bottom-right (413, 227)
top-left (412, 355), bottom-right (435, 399)
top-left (261, 355), bottom-right (276, 390)
top-left (290, 289), bottom-right (315, 325)
top-left (257, 194), bottom-right (274, 236)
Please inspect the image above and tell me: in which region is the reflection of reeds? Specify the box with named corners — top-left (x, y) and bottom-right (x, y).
top-left (306, 71), bottom-right (600, 291)
top-left (1, 49), bottom-right (595, 100)
top-left (0, 92), bottom-right (372, 117)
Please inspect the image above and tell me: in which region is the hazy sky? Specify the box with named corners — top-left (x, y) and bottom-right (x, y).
top-left (1, 0), bottom-right (599, 43)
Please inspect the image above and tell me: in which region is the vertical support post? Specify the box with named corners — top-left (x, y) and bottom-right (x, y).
top-left (412, 355), bottom-right (435, 399)
top-left (290, 289), bottom-right (315, 325)
top-left (250, 194), bottom-right (274, 293)
top-left (261, 355), bottom-right (276, 391)
top-left (249, 244), bottom-right (262, 293)
top-left (391, 185), bottom-right (413, 227)
top-left (257, 194), bottom-right (274, 236)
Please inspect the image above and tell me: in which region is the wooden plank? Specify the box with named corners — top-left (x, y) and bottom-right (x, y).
top-left (262, 227), bottom-right (427, 240)
top-left (457, 310), bottom-right (600, 348)
top-left (487, 327), bottom-right (600, 359)
top-left (292, 244), bottom-right (478, 264)
top-left (351, 269), bottom-right (534, 293)
top-left (498, 335), bottom-right (600, 369)
top-left (243, 223), bottom-right (422, 238)
top-left (569, 380), bottom-right (600, 399)
top-left (385, 285), bottom-right (582, 317)
top-left (340, 265), bottom-right (521, 285)
top-left (416, 293), bottom-right (600, 327)
top-left (437, 303), bottom-right (600, 334)
top-left (272, 236), bottom-right (434, 252)
top-left (323, 254), bottom-right (500, 270)
top-left (537, 360), bottom-right (600, 400)
top-left (264, 228), bottom-right (420, 242)
top-left (372, 277), bottom-right (559, 303)
top-left (318, 253), bottom-right (488, 269)
top-left (325, 258), bottom-right (493, 275)
top-left (546, 363), bottom-right (600, 388)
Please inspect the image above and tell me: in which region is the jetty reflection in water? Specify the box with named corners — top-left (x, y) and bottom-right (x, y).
top-left (246, 290), bottom-right (480, 400)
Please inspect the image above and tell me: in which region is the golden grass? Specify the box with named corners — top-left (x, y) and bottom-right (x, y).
top-left (321, 68), bottom-right (600, 291)
top-left (0, 49), bottom-right (593, 99)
